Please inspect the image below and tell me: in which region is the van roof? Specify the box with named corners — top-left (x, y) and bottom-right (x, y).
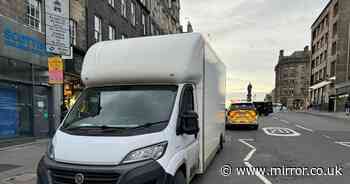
top-left (81, 33), bottom-right (206, 87)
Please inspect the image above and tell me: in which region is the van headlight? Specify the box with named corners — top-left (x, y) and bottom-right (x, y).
top-left (121, 142), bottom-right (167, 164)
top-left (47, 139), bottom-right (55, 160)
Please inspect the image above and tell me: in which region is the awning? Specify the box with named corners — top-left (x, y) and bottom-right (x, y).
top-left (309, 81), bottom-right (331, 90)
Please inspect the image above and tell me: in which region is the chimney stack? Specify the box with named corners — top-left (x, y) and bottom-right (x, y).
top-left (279, 50), bottom-right (284, 58)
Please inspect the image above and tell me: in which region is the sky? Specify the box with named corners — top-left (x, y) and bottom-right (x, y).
top-left (180, 0), bottom-right (329, 102)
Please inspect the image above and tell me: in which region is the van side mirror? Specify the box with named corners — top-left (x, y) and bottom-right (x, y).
top-left (178, 110), bottom-right (199, 136)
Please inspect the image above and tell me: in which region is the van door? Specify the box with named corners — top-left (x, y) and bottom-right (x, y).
top-left (178, 85), bottom-right (200, 180)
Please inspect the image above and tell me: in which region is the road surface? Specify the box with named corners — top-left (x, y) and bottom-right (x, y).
top-left (1, 112), bottom-right (350, 184)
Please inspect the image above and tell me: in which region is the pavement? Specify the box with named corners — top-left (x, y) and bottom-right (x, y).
top-left (0, 140), bottom-right (48, 184)
top-left (302, 110), bottom-right (350, 120)
top-left (1, 112), bottom-right (350, 184)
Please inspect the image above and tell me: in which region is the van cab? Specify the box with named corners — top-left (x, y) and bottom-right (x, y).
top-left (37, 33), bottom-right (226, 184)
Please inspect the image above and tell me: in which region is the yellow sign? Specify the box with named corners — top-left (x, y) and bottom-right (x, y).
top-left (48, 56), bottom-right (64, 84)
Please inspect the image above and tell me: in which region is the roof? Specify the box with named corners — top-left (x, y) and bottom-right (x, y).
top-left (311, 0), bottom-right (333, 28)
top-left (81, 33), bottom-right (207, 87)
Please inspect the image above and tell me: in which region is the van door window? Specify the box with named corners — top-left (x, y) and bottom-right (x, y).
top-left (181, 86), bottom-right (194, 113)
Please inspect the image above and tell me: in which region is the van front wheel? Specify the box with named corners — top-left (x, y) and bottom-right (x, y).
top-left (174, 170), bottom-right (186, 184)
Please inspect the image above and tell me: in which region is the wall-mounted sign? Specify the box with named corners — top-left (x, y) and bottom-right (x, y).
top-left (46, 0), bottom-right (70, 56)
top-left (48, 56), bottom-right (64, 84)
top-left (0, 16), bottom-right (47, 66)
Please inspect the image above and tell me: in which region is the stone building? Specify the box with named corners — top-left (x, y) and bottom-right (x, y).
top-left (274, 47), bottom-right (310, 110)
top-left (149, 0), bottom-right (181, 34)
top-left (0, 0), bottom-right (51, 139)
top-left (310, 0), bottom-right (350, 112)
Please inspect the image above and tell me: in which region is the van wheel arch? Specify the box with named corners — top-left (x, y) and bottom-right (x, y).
top-left (174, 164), bottom-right (187, 184)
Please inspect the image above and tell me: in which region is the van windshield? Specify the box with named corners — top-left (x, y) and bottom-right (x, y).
top-left (61, 85), bottom-right (178, 135)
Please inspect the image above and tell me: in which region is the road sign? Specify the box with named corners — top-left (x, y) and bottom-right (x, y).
top-left (45, 0), bottom-right (70, 56)
top-left (262, 127), bottom-right (301, 137)
top-left (48, 56), bottom-right (64, 84)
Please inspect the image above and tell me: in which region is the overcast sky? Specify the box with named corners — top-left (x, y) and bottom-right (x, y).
top-left (180, 0), bottom-right (329, 101)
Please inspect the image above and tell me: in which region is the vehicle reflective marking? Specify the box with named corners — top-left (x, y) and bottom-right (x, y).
top-left (280, 119), bottom-right (290, 124)
top-left (244, 162), bottom-right (272, 184)
top-left (262, 127), bottom-right (301, 137)
top-left (295, 124), bottom-right (313, 133)
top-left (335, 142), bottom-right (350, 148)
top-left (238, 139), bottom-right (272, 184)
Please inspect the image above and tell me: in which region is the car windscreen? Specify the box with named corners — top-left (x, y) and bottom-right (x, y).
top-left (61, 85), bottom-right (178, 135)
top-left (229, 103), bottom-right (255, 110)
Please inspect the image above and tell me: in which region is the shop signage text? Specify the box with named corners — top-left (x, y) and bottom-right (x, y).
top-left (48, 56), bottom-right (64, 84)
top-left (3, 27), bottom-right (46, 56)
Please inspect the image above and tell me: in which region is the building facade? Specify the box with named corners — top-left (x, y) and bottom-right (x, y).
top-left (0, 0), bottom-right (183, 140)
top-left (310, 0), bottom-right (350, 112)
top-left (0, 0), bottom-right (52, 139)
top-left (275, 47), bottom-right (310, 110)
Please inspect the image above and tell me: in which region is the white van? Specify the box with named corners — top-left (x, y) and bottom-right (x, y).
top-left (37, 33), bottom-right (226, 184)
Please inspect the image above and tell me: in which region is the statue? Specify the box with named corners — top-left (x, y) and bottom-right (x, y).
top-left (247, 83), bottom-right (253, 102)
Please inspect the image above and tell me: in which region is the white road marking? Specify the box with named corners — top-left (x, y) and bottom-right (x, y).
top-left (335, 142), bottom-right (350, 148)
top-left (272, 117), bottom-right (279, 120)
top-left (244, 162), bottom-right (272, 184)
top-left (323, 135), bottom-right (333, 139)
top-left (238, 139), bottom-right (256, 161)
top-left (238, 139), bottom-right (272, 184)
top-left (262, 127), bottom-right (301, 137)
top-left (295, 124), bottom-right (314, 133)
top-left (280, 119), bottom-right (290, 124)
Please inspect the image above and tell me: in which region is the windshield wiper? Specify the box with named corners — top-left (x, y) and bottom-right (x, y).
top-left (130, 120), bottom-right (169, 129)
top-left (64, 125), bottom-right (129, 131)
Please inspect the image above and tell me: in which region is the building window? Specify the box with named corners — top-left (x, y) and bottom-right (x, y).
top-left (69, 19), bottom-right (77, 46)
top-left (332, 42), bottom-right (337, 56)
top-left (140, 0), bottom-right (146, 6)
top-left (94, 16), bottom-right (102, 42)
top-left (108, 0), bottom-right (115, 7)
top-left (25, 0), bottom-right (41, 31)
top-left (331, 61), bottom-right (336, 77)
top-left (333, 2), bottom-right (338, 17)
top-left (108, 25), bottom-right (116, 40)
top-left (142, 14), bottom-right (146, 35)
top-left (121, 0), bottom-right (127, 18)
top-left (168, 0), bottom-right (172, 8)
top-left (151, 23), bottom-right (154, 35)
top-left (131, 2), bottom-right (136, 26)
top-left (333, 22), bottom-right (338, 38)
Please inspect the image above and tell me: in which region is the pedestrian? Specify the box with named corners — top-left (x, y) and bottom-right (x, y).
top-left (345, 100), bottom-right (350, 116)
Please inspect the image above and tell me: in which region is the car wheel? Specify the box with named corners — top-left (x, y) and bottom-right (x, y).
top-left (252, 124), bottom-right (259, 130)
top-left (174, 170), bottom-right (186, 184)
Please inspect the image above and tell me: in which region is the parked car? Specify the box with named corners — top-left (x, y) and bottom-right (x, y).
top-left (226, 102), bottom-right (258, 130)
top-left (253, 101), bottom-right (273, 116)
top-left (37, 33), bottom-right (226, 184)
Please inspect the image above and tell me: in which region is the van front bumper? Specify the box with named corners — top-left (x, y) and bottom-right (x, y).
top-left (37, 156), bottom-right (174, 184)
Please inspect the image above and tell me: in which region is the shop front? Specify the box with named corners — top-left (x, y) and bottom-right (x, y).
top-left (0, 15), bottom-right (52, 139)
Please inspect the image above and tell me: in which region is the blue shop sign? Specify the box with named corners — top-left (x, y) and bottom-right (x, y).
top-left (3, 27), bottom-right (47, 56)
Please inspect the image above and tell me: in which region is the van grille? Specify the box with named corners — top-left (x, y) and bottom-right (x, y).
top-left (50, 169), bottom-right (120, 184)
